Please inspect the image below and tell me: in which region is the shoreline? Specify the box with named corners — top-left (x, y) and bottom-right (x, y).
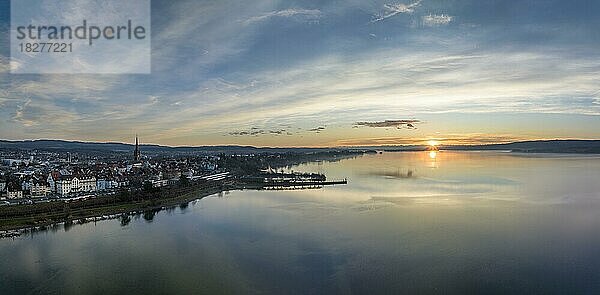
top-left (0, 184), bottom-right (227, 234)
top-left (0, 179), bottom-right (348, 235)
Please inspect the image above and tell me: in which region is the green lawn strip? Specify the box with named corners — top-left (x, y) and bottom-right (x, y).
top-left (0, 186), bottom-right (224, 231)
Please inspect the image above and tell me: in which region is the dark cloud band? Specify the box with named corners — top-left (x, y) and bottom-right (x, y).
top-left (355, 120), bottom-right (421, 129)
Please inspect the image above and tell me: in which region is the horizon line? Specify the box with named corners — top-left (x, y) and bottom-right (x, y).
top-left (2, 137), bottom-right (600, 149)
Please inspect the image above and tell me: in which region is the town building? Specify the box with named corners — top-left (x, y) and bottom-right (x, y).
top-left (21, 175), bottom-right (50, 198)
top-left (96, 178), bottom-right (118, 191)
top-left (6, 182), bottom-right (23, 199)
top-left (55, 175), bottom-right (97, 197)
top-left (55, 176), bottom-right (73, 196)
top-left (30, 179), bottom-right (50, 198)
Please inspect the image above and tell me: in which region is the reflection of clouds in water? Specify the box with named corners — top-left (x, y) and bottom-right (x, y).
top-left (260, 176), bottom-right (521, 206)
top-left (2, 152), bottom-right (600, 294)
top-left (353, 199), bottom-right (395, 211)
top-left (418, 175), bottom-right (520, 186)
top-left (358, 180), bottom-right (517, 200)
top-left (270, 202), bottom-right (342, 219)
top-left (365, 169), bottom-right (416, 179)
top-left (18, 243), bottom-right (43, 276)
top-left (370, 195), bottom-right (467, 206)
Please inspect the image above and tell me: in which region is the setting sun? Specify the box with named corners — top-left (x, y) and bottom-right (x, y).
top-left (428, 140), bottom-right (440, 147)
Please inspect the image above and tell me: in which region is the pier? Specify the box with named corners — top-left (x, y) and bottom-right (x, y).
top-left (237, 174), bottom-right (348, 190)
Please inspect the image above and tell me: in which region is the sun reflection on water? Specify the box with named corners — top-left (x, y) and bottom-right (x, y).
top-left (429, 151), bottom-right (437, 159)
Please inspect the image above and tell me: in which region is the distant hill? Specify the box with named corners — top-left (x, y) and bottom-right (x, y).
top-left (0, 139), bottom-right (336, 154)
top-left (443, 140), bottom-right (600, 154)
top-left (378, 140), bottom-right (600, 154)
top-left (1, 139), bottom-right (599, 154)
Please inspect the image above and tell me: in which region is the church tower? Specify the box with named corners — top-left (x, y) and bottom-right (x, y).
top-left (134, 135), bottom-right (141, 162)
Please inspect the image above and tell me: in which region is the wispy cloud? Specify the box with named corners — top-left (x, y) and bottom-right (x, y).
top-left (3, 46), bottom-right (599, 145)
top-left (13, 99), bottom-right (34, 127)
top-left (151, 0), bottom-right (279, 78)
top-left (371, 0), bottom-right (422, 23)
top-left (228, 127), bottom-right (292, 137)
top-left (228, 125), bottom-right (327, 137)
top-left (2, 0), bottom-right (600, 146)
top-left (593, 91), bottom-right (600, 105)
top-left (308, 126), bottom-right (326, 133)
top-left (12, 98), bottom-right (81, 128)
top-left (244, 8), bottom-right (322, 25)
top-left (355, 120), bottom-right (421, 129)
top-left (0, 55), bottom-right (12, 73)
top-left (422, 14), bottom-right (453, 27)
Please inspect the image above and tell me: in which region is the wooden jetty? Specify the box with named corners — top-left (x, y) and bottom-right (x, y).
top-left (241, 179), bottom-right (348, 191)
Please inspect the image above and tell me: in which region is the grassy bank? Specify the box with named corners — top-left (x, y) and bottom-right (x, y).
top-left (0, 183), bottom-right (227, 231)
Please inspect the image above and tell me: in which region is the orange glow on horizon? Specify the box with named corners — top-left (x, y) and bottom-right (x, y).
top-left (427, 140), bottom-right (440, 147)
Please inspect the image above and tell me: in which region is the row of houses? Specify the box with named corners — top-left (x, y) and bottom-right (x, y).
top-left (47, 171), bottom-right (131, 197)
top-left (4, 171), bottom-right (218, 199)
top-left (3, 168), bottom-right (191, 200)
top-left (1, 152), bottom-right (222, 200)
top-left (1, 173), bottom-right (132, 200)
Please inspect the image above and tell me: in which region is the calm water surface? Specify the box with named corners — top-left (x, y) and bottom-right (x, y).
top-left (2, 152), bottom-right (600, 294)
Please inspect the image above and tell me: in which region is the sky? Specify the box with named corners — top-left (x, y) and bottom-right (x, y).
top-left (0, 0), bottom-right (599, 147)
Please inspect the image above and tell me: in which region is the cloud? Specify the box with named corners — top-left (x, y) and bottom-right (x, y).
top-left (11, 75), bottom-right (121, 100)
top-left (229, 130), bottom-right (263, 137)
top-left (228, 127), bottom-right (291, 137)
top-left (244, 8), bottom-right (323, 25)
top-left (227, 125), bottom-right (328, 137)
top-left (422, 14), bottom-right (453, 27)
top-left (131, 48), bottom-right (600, 145)
top-left (2, 0), bottom-right (600, 146)
top-left (371, 0), bottom-right (422, 23)
top-left (13, 99), bottom-right (34, 127)
top-left (308, 126), bottom-right (326, 133)
top-left (593, 91), bottom-right (600, 105)
top-left (355, 120), bottom-right (421, 129)
top-left (0, 55), bottom-right (12, 73)
top-left (151, 0), bottom-right (281, 78)
top-left (12, 98), bottom-right (80, 128)
top-left (4, 45), bottom-right (599, 145)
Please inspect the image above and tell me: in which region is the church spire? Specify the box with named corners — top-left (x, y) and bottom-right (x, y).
top-left (134, 134), bottom-right (141, 162)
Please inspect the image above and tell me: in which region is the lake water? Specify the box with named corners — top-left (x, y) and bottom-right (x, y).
top-left (2, 152), bottom-right (600, 294)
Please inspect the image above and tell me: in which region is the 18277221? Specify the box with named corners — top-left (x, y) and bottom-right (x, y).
top-left (18, 42), bottom-right (73, 53)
